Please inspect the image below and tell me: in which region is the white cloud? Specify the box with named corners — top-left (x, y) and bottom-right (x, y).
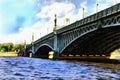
top-left (32, 21), bottom-right (42, 28)
top-left (36, 1), bottom-right (77, 33)
top-left (2, 2), bottom-right (76, 44)
top-left (36, 2), bottom-right (75, 19)
top-left (1, 0), bottom-right (119, 44)
top-left (0, 23), bottom-right (51, 44)
top-left (36, 1), bottom-right (86, 29)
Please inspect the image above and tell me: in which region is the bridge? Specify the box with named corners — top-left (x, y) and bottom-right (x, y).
top-left (26, 3), bottom-right (120, 59)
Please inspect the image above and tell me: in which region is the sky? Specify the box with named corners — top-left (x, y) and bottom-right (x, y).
top-left (0, 0), bottom-right (119, 44)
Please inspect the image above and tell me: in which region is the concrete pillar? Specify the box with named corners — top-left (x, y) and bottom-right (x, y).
top-left (32, 44), bottom-right (35, 54)
top-left (29, 53), bottom-right (32, 58)
top-left (49, 51), bottom-right (54, 59)
top-left (53, 33), bottom-right (59, 58)
top-left (31, 32), bottom-right (35, 57)
top-left (53, 14), bottom-right (59, 58)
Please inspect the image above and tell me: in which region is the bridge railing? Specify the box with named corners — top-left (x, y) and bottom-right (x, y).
top-left (27, 3), bottom-right (120, 50)
top-left (34, 32), bottom-right (54, 44)
top-left (97, 3), bottom-right (120, 19)
top-left (57, 3), bottom-right (120, 34)
top-left (26, 32), bottom-right (54, 47)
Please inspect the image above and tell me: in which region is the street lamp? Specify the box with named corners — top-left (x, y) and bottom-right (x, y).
top-left (115, 0), bottom-right (117, 4)
top-left (82, 8), bottom-right (84, 18)
top-left (24, 40), bottom-right (26, 48)
top-left (40, 33), bottom-right (41, 37)
top-left (32, 32), bottom-right (34, 44)
top-left (47, 27), bottom-right (49, 34)
top-left (96, 3), bottom-right (98, 13)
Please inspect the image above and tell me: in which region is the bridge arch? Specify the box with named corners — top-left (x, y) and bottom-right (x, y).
top-left (60, 25), bottom-right (120, 57)
top-left (35, 44), bottom-right (54, 58)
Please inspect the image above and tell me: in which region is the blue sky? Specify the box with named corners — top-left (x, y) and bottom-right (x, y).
top-left (0, 0), bottom-right (36, 34)
top-left (0, 0), bottom-right (119, 44)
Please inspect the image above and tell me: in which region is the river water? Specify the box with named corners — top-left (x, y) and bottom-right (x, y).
top-left (0, 57), bottom-right (120, 80)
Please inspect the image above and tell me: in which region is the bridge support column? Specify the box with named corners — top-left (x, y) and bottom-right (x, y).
top-left (53, 14), bottom-right (59, 59)
top-left (53, 34), bottom-right (59, 59)
top-left (29, 52), bottom-right (32, 58)
top-left (31, 44), bottom-right (35, 57)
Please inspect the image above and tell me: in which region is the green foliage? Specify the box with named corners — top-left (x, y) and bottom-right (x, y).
top-left (0, 43), bottom-right (13, 52)
top-left (0, 43), bottom-right (26, 52)
top-left (12, 44), bottom-right (24, 52)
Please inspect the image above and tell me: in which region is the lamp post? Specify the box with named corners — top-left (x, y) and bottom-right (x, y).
top-left (82, 8), bottom-right (84, 18)
top-left (32, 32), bottom-right (34, 43)
top-left (96, 4), bottom-right (98, 13)
top-left (31, 32), bottom-right (34, 58)
top-left (115, 0), bottom-right (117, 4)
top-left (47, 27), bottom-right (49, 34)
top-left (24, 39), bottom-right (26, 49)
top-left (52, 14), bottom-right (59, 59)
top-left (40, 33), bottom-right (41, 37)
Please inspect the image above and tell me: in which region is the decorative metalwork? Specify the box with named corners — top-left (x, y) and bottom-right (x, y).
top-left (26, 3), bottom-right (120, 58)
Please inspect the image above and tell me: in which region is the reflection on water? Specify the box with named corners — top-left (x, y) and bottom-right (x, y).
top-left (0, 57), bottom-right (120, 80)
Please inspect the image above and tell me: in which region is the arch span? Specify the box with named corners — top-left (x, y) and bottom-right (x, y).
top-left (60, 26), bottom-right (120, 57)
top-left (35, 44), bottom-right (53, 58)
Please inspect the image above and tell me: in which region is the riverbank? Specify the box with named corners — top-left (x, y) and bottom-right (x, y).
top-left (76, 59), bottom-right (120, 70)
top-left (64, 59), bottom-right (120, 70)
top-left (81, 61), bottom-right (120, 70)
top-left (0, 52), bottom-right (18, 56)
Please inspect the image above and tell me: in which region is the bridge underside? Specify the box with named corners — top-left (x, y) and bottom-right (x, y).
top-left (60, 26), bottom-right (120, 57)
top-left (35, 46), bottom-right (52, 58)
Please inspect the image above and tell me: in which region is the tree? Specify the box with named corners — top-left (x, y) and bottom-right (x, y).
top-left (0, 43), bottom-right (26, 52)
top-left (12, 44), bottom-right (24, 52)
top-left (5, 43), bottom-right (13, 51)
top-left (0, 43), bottom-right (13, 52)
top-left (0, 44), bottom-right (2, 51)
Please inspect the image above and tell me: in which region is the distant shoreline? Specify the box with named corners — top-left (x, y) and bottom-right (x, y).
top-left (0, 52), bottom-right (18, 56)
